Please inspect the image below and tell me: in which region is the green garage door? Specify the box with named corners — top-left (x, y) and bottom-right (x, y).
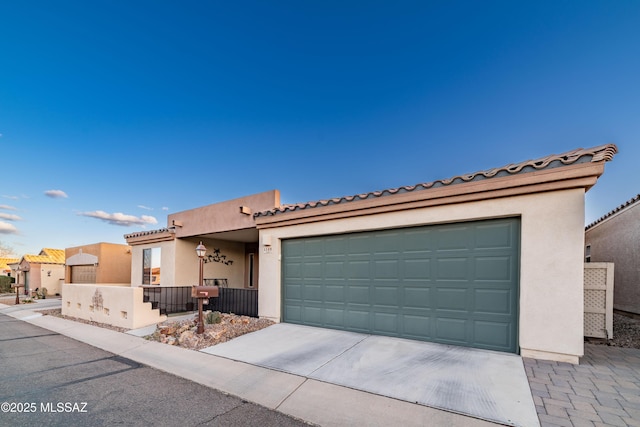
top-left (282, 218), bottom-right (520, 353)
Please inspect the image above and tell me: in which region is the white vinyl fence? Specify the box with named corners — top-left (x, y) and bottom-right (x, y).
top-left (584, 263), bottom-right (614, 339)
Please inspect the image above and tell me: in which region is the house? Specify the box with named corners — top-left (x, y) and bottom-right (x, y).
top-left (11, 248), bottom-right (65, 296)
top-left (585, 194), bottom-right (640, 315)
top-left (123, 144), bottom-right (616, 364)
top-left (254, 144), bottom-right (617, 364)
top-left (65, 242), bottom-right (132, 284)
top-left (0, 257), bottom-right (19, 277)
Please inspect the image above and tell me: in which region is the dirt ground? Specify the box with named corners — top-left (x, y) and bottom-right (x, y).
top-left (586, 312), bottom-right (640, 349)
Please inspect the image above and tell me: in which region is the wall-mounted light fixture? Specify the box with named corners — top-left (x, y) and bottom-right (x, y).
top-left (239, 206), bottom-right (252, 215)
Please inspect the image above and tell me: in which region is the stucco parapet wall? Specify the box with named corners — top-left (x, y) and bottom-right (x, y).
top-left (124, 228), bottom-right (175, 245)
top-left (62, 283), bottom-right (166, 329)
top-left (256, 144), bottom-right (617, 226)
top-left (168, 190), bottom-right (280, 238)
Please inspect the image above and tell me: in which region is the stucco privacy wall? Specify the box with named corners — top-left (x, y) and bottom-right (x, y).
top-left (258, 188), bottom-right (586, 363)
top-left (62, 283), bottom-right (166, 329)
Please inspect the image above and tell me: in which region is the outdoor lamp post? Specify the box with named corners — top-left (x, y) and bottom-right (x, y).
top-left (196, 241), bottom-right (206, 334)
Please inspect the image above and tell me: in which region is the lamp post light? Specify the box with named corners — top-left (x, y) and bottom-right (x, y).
top-left (195, 241), bottom-right (207, 334)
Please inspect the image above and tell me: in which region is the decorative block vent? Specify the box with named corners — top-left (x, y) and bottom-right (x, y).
top-left (584, 263), bottom-right (614, 339)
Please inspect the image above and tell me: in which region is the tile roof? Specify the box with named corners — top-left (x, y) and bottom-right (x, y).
top-left (0, 257), bottom-right (19, 272)
top-left (586, 193), bottom-right (640, 230)
top-left (124, 228), bottom-right (174, 239)
top-left (256, 144), bottom-right (618, 217)
top-left (23, 248), bottom-right (66, 264)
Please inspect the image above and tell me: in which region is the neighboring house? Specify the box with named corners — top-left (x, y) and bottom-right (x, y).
top-left (0, 257), bottom-right (19, 277)
top-left (11, 248), bottom-right (65, 296)
top-left (65, 242), bottom-right (132, 284)
top-left (123, 144), bottom-right (617, 364)
top-left (585, 194), bottom-right (640, 315)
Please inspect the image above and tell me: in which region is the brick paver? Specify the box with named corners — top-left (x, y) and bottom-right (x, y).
top-left (524, 344), bottom-right (640, 427)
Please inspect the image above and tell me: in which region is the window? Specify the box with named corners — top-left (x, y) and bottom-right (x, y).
top-left (585, 245), bottom-right (591, 263)
top-left (143, 247), bottom-right (161, 285)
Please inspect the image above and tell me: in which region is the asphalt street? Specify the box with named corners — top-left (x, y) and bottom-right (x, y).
top-left (0, 313), bottom-right (312, 427)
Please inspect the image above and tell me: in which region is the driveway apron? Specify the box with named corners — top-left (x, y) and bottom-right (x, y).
top-left (202, 323), bottom-right (539, 427)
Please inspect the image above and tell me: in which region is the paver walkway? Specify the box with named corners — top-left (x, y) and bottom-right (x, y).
top-left (524, 344), bottom-right (640, 427)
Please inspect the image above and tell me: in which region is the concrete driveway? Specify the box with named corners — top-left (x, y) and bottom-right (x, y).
top-left (202, 323), bottom-right (540, 427)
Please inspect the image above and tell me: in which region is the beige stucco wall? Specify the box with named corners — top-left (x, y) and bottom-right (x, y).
top-left (258, 188), bottom-right (586, 363)
top-left (130, 240), bottom-right (177, 287)
top-left (585, 202), bottom-right (640, 314)
top-left (131, 238), bottom-right (246, 288)
top-left (174, 238), bottom-right (246, 288)
top-left (62, 283), bottom-right (166, 329)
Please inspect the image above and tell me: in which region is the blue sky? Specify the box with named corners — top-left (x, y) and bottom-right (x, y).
top-left (1, 1), bottom-right (638, 257)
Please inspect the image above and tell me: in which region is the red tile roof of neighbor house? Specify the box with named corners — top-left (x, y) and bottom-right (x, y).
top-left (255, 143), bottom-right (618, 218)
top-left (586, 193), bottom-right (640, 230)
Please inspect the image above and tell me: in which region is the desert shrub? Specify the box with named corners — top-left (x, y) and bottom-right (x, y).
top-left (204, 311), bottom-right (222, 324)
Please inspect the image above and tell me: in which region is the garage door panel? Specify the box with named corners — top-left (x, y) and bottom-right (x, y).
top-left (346, 260), bottom-right (370, 278)
top-left (303, 284), bottom-right (324, 302)
top-left (437, 258), bottom-right (469, 280)
top-left (403, 258), bottom-right (431, 278)
top-left (437, 287), bottom-right (469, 311)
top-left (437, 227), bottom-right (471, 250)
top-left (282, 217), bottom-right (520, 353)
top-left (476, 222), bottom-right (514, 249)
top-left (402, 315), bottom-right (431, 337)
top-left (436, 317), bottom-right (468, 342)
top-left (346, 310), bottom-right (371, 330)
top-left (475, 256), bottom-right (512, 280)
top-left (324, 284), bottom-right (345, 303)
top-left (475, 289), bottom-right (512, 314)
top-left (374, 312), bottom-right (398, 334)
top-left (474, 321), bottom-right (511, 349)
top-left (347, 285), bottom-right (370, 304)
top-left (403, 286), bottom-right (431, 308)
top-left (373, 284), bottom-right (399, 306)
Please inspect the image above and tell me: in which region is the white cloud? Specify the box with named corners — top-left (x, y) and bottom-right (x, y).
top-left (78, 210), bottom-right (158, 227)
top-left (0, 213), bottom-right (21, 221)
top-left (2, 195), bottom-right (20, 200)
top-left (162, 207), bottom-right (169, 211)
top-left (137, 205), bottom-right (153, 210)
top-left (0, 204), bottom-right (17, 211)
top-left (0, 221), bottom-right (18, 234)
top-left (44, 189), bottom-right (69, 199)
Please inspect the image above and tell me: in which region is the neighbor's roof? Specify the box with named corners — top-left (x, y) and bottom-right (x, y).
top-left (23, 248), bottom-right (66, 264)
top-left (255, 144), bottom-right (618, 218)
top-left (586, 193), bottom-right (640, 230)
top-left (0, 257), bottom-right (19, 272)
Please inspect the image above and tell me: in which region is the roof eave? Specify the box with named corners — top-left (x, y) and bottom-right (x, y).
top-left (256, 161), bottom-right (605, 229)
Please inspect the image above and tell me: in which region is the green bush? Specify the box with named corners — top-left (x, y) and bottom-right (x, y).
top-left (0, 276), bottom-right (15, 293)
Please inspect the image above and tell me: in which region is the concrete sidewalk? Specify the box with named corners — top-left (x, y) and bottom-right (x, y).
top-left (2, 301), bottom-right (503, 426)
